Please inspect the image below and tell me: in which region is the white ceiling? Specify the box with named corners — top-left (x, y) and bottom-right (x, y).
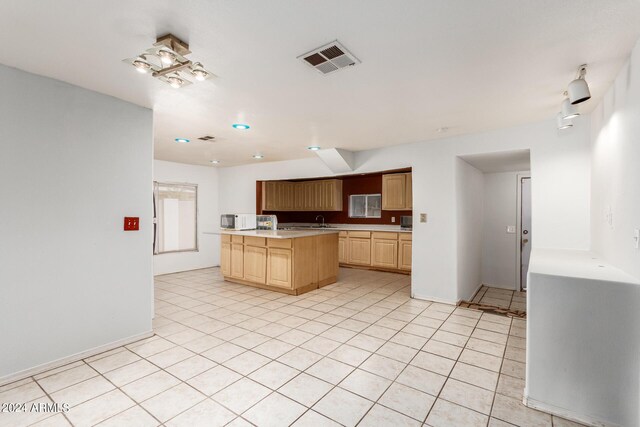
top-left (460, 150), bottom-right (531, 173)
top-left (1, 1), bottom-right (639, 167)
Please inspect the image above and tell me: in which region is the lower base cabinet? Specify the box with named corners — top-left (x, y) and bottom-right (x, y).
top-left (221, 233), bottom-right (338, 295)
top-left (268, 248), bottom-right (293, 288)
top-left (340, 231), bottom-right (411, 273)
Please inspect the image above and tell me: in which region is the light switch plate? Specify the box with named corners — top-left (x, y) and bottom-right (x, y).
top-left (391, 217), bottom-right (396, 223)
top-left (420, 213), bottom-right (427, 223)
top-left (506, 225), bottom-right (516, 234)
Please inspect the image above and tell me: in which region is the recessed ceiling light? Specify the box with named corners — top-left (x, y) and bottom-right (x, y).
top-left (233, 124), bottom-right (250, 130)
top-left (210, 160), bottom-right (220, 164)
top-left (436, 127), bottom-right (449, 133)
top-left (307, 146), bottom-right (321, 151)
top-left (253, 154), bottom-right (264, 159)
top-left (175, 138), bottom-right (190, 143)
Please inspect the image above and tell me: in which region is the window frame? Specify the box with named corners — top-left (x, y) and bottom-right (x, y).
top-left (153, 181), bottom-right (199, 255)
top-left (348, 193), bottom-right (382, 219)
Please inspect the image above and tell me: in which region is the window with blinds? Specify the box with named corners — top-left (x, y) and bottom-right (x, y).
top-left (153, 182), bottom-right (198, 254)
top-left (349, 194), bottom-right (382, 218)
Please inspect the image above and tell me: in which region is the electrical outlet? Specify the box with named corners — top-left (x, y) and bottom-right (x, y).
top-left (391, 217), bottom-right (396, 223)
top-left (420, 213), bottom-right (427, 223)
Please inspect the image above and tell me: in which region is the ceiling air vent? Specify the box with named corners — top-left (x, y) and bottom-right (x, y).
top-left (298, 40), bottom-right (360, 75)
top-left (198, 135), bottom-right (215, 141)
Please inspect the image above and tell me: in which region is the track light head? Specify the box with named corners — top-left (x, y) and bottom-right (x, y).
top-left (561, 97), bottom-right (580, 120)
top-left (568, 65), bottom-right (591, 105)
top-left (168, 76), bottom-right (184, 89)
top-left (191, 62), bottom-right (208, 81)
top-left (158, 49), bottom-right (176, 65)
top-left (556, 112), bottom-right (573, 130)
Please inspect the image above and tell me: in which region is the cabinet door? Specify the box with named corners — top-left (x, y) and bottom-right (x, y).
top-left (279, 182), bottom-right (295, 211)
top-left (244, 245), bottom-right (267, 284)
top-left (338, 238), bottom-right (347, 263)
top-left (230, 244), bottom-right (244, 278)
top-left (303, 182), bottom-right (314, 211)
top-left (405, 173), bottom-right (412, 210)
top-left (294, 182), bottom-right (305, 211)
top-left (263, 182), bottom-right (278, 211)
top-left (348, 238), bottom-right (371, 265)
top-left (398, 241), bottom-right (412, 271)
top-left (372, 239), bottom-right (398, 269)
top-left (267, 248), bottom-right (293, 288)
top-left (221, 243), bottom-right (231, 276)
top-left (382, 174), bottom-right (406, 210)
top-left (313, 181), bottom-right (323, 210)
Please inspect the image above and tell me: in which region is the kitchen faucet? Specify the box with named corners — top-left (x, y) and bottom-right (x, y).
top-left (315, 215), bottom-right (326, 228)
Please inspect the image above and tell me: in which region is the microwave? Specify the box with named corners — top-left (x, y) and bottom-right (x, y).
top-left (220, 214), bottom-right (257, 230)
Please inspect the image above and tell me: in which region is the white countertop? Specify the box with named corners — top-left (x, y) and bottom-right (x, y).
top-left (209, 229), bottom-right (340, 239)
top-left (279, 223), bottom-right (412, 233)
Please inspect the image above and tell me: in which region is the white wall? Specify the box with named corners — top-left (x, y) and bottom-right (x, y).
top-left (153, 160), bottom-right (220, 275)
top-left (590, 39), bottom-right (640, 280)
top-left (481, 171), bottom-right (522, 289)
top-left (0, 65), bottom-right (153, 382)
top-left (455, 159), bottom-right (485, 300)
top-left (218, 116), bottom-right (591, 303)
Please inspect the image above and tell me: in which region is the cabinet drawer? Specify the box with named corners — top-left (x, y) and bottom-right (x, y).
top-left (244, 236), bottom-right (266, 247)
top-left (371, 232), bottom-right (398, 240)
top-left (399, 233), bottom-right (412, 241)
top-left (348, 231), bottom-right (371, 239)
top-left (338, 231), bottom-right (348, 238)
top-left (268, 238), bottom-right (292, 249)
top-left (231, 235), bottom-right (244, 244)
top-left (222, 234), bottom-right (231, 243)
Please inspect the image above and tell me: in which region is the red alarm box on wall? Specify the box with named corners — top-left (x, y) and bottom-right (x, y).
top-left (124, 217), bottom-right (139, 231)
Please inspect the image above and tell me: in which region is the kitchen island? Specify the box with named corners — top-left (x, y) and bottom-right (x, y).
top-left (220, 229), bottom-right (339, 295)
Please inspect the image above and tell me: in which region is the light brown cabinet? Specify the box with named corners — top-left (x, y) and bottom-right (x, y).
top-left (398, 239), bottom-right (412, 271)
top-left (382, 173), bottom-right (412, 210)
top-left (267, 248), bottom-right (292, 288)
top-left (371, 232), bottom-right (399, 269)
top-left (339, 230), bottom-right (411, 273)
top-left (348, 238), bottom-right (372, 265)
top-left (338, 237), bottom-right (347, 263)
top-left (262, 179), bottom-right (342, 211)
top-left (221, 233), bottom-right (339, 295)
top-left (244, 245), bottom-right (267, 284)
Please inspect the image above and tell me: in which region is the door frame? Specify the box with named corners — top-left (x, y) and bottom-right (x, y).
top-left (516, 173), bottom-right (531, 291)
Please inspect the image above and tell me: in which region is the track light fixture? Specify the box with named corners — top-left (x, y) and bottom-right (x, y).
top-left (568, 65), bottom-right (591, 105)
top-left (123, 34), bottom-right (213, 89)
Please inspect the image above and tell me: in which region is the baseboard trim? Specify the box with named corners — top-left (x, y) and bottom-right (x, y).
top-left (523, 395), bottom-right (616, 427)
top-left (411, 292), bottom-right (458, 306)
top-left (0, 330), bottom-right (154, 387)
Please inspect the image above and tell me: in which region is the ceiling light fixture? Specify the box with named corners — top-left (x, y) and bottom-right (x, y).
top-left (168, 76), bottom-right (184, 89)
top-left (132, 58), bottom-right (151, 73)
top-left (568, 65), bottom-right (591, 105)
top-left (556, 113), bottom-right (573, 130)
top-left (191, 62), bottom-right (209, 81)
top-left (233, 124), bottom-right (250, 130)
top-left (561, 96), bottom-right (580, 119)
top-left (123, 34), bottom-right (213, 89)
top-left (174, 138), bottom-right (190, 143)
top-left (253, 154), bottom-right (264, 159)
top-left (158, 49), bottom-right (176, 65)
top-left (307, 146), bottom-right (321, 151)
top-left (210, 160), bottom-right (220, 164)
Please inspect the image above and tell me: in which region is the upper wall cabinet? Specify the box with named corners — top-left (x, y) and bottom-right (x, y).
top-left (382, 173), bottom-right (412, 210)
top-left (262, 179), bottom-right (343, 211)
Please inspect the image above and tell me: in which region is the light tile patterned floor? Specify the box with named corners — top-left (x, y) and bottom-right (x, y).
top-left (0, 267), bottom-right (583, 427)
top-left (472, 286), bottom-right (527, 312)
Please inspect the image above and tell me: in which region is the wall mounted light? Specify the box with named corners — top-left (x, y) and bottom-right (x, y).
top-left (123, 34), bottom-right (213, 89)
top-left (568, 65), bottom-right (591, 105)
